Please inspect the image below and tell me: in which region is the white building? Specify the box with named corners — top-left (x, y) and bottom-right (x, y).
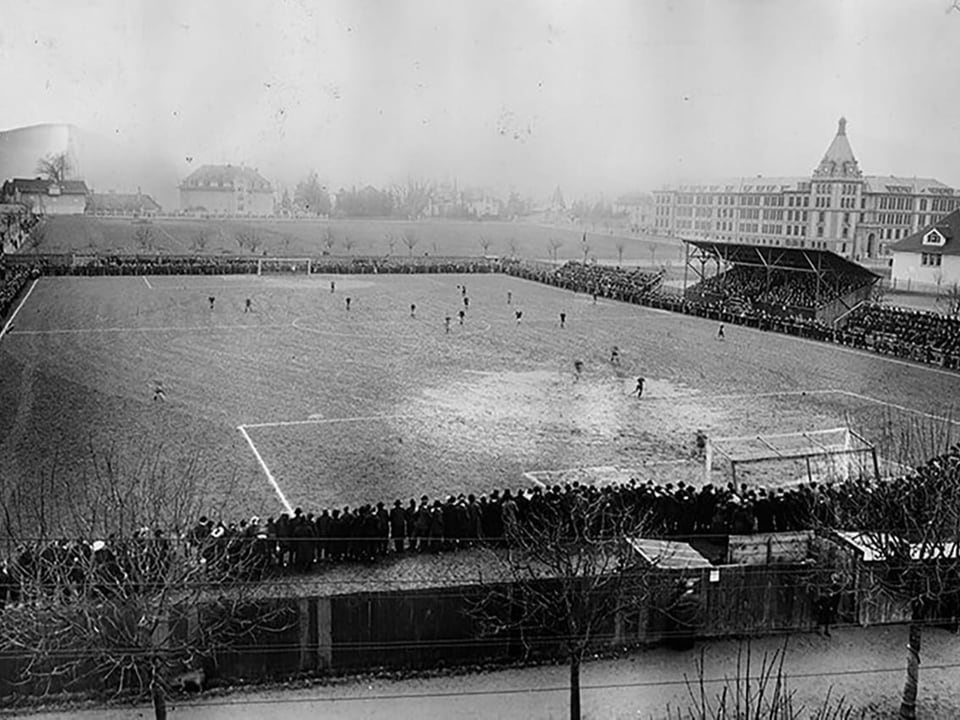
top-left (890, 209), bottom-right (960, 291)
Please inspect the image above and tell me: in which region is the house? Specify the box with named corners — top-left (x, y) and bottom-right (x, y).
top-left (613, 192), bottom-right (655, 233)
top-left (462, 188), bottom-right (501, 219)
top-left (179, 164), bottom-right (274, 216)
top-left (1, 177), bottom-right (89, 215)
top-left (889, 209), bottom-right (960, 291)
top-left (87, 190), bottom-right (162, 217)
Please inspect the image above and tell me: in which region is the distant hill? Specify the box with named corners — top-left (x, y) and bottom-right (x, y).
top-left (0, 123), bottom-right (180, 210)
top-left (0, 123), bottom-right (78, 180)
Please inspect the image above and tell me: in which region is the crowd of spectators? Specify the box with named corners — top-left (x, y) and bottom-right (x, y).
top-left (690, 266), bottom-right (874, 316)
top-left (0, 263), bottom-right (40, 319)
top-left (838, 303), bottom-right (960, 369)
top-left (4, 440), bottom-right (958, 605)
top-left (506, 261), bottom-right (663, 303)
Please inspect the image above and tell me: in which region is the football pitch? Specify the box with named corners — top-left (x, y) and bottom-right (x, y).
top-left (1, 272), bottom-right (959, 535)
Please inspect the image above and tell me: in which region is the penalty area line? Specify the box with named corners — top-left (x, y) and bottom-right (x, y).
top-left (143, 276), bottom-right (153, 289)
top-left (242, 413), bottom-right (416, 430)
top-left (237, 425), bottom-right (294, 515)
top-left (0, 278), bottom-right (39, 342)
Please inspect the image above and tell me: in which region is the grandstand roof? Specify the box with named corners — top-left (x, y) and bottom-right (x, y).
top-left (683, 239), bottom-right (880, 278)
top-left (890, 209), bottom-right (960, 256)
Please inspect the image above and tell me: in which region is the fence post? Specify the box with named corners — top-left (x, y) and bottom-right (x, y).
top-left (317, 596), bottom-right (332, 670)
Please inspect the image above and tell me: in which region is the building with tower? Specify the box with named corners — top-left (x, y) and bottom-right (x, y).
top-left (652, 119), bottom-right (960, 265)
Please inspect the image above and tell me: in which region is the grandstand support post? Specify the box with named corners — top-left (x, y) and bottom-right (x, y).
top-left (806, 457), bottom-right (813, 484)
top-left (704, 438), bottom-right (712, 484)
top-left (871, 447), bottom-right (881, 483)
top-left (682, 241), bottom-right (690, 295)
top-left (307, 258), bottom-right (311, 275)
top-left (257, 258), bottom-right (262, 276)
top-left (815, 251), bottom-right (823, 309)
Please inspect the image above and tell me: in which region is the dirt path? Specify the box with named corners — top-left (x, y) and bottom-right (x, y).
top-left (12, 626), bottom-right (960, 719)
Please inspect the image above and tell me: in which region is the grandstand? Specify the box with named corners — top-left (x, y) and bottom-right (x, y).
top-left (682, 240), bottom-right (879, 323)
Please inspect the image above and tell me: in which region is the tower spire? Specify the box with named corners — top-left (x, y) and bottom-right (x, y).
top-left (813, 117), bottom-right (861, 178)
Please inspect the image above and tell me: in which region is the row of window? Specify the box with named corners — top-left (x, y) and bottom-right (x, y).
top-left (921, 253), bottom-right (943, 266)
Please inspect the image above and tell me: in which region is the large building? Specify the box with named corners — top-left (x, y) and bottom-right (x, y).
top-left (653, 119), bottom-right (960, 265)
top-left (179, 164), bottom-right (274, 216)
top-left (1, 177), bottom-right (89, 215)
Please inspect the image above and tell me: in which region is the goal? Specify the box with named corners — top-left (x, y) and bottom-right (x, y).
top-left (705, 427), bottom-right (880, 487)
top-left (257, 257), bottom-right (312, 275)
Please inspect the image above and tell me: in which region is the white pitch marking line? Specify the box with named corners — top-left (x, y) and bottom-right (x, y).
top-left (522, 471), bottom-right (546, 488)
top-left (0, 278), bottom-right (39, 342)
top-left (143, 276), bottom-right (153, 289)
top-left (241, 413), bottom-right (415, 430)
top-left (7, 323), bottom-right (281, 336)
top-left (237, 425), bottom-right (294, 514)
top-left (836, 389), bottom-right (960, 427)
top-left (155, 223), bottom-right (187, 249)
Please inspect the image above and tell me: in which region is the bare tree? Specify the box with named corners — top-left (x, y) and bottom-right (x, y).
top-left (385, 232), bottom-right (396, 256)
top-left (548, 238), bottom-right (563, 263)
top-left (507, 237), bottom-right (519, 259)
top-left (936, 282), bottom-right (960, 318)
top-left (36, 152), bottom-right (73, 184)
top-left (479, 235), bottom-right (493, 256)
top-left (473, 495), bottom-right (655, 720)
top-left (190, 232), bottom-right (208, 253)
top-left (392, 177), bottom-right (435, 220)
top-left (822, 419), bottom-right (960, 720)
top-left (403, 229), bottom-right (419, 256)
top-left (235, 227), bottom-right (262, 255)
top-left (581, 240), bottom-right (591, 264)
top-left (135, 225), bottom-right (156, 253)
top-left (678, 642), bottom-right (854, 720)
top-left (615, 241), bottom-right (625, 267)
top-left (343, 235), bottom-right (355, 254)
top-left (0, 445), bottom-right (294, 720)
top-left (321, 227), bottom-right (336, 254)
top-left (26, 221), bottom-right (47, 252)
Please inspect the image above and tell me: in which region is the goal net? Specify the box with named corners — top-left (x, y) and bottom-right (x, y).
top-left (705, 427), bottom-right (879, 488)
top-left (257, 258), bottom-right (312, 275)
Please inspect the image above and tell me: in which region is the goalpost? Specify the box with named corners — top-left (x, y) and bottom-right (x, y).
top-left (256, 258), bottom-right (313, 275)
top-left (705, 427), bottom-right (881, 487)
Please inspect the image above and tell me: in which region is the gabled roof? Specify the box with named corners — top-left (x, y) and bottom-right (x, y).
top-left (890, 209), bottom-right (960, 256)
top-left (862, 176), bottom-right (954, 194)
top-left (659, 177), bottom-right (809, 193)
top-left (813, 117), bottom-right (862, 179)
top-left (614, 193), bottom-right (653, 206)
top-left (88, 192), bottom-right (162, 213)
top-left (628, 538), bottom-right (713, 569)
top-left (180, 164), bottom-right (272, 192)
top-left (4, 178), bottom-right (89, 195)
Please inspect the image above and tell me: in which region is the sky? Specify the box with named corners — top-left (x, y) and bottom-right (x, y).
top-left (1, 0), bottom-right (960, 203)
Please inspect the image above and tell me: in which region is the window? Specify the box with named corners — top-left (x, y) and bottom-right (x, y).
top-left (923, 229), bottom-right (946, 246)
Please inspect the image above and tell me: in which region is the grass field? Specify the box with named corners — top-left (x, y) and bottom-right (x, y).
top-left (1, 271), bottom-right (958, 537)
top-left (35, 215), bottom-right (686, 269)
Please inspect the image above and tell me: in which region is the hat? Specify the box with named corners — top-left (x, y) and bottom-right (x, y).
top-left (91, 540), bottom-right (106, 552)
